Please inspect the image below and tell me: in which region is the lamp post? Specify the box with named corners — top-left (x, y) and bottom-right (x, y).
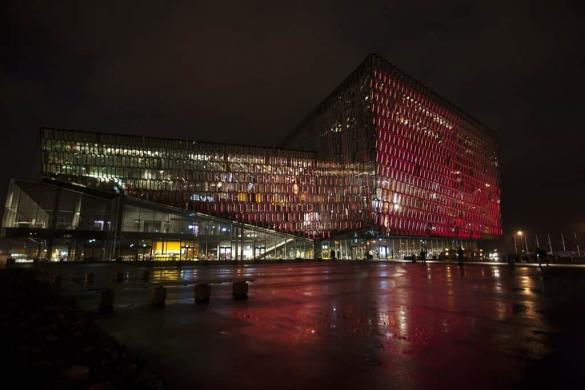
top-left (514, 230), bottom-right (523, 256)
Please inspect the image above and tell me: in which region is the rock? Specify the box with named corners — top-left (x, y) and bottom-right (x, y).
top-left (85, 272), bottom-right (95, 285)
top-left (1, 268), bottom-right (165, 388)
top-left (46, 334), bottom-right (60, 342)
top-left (61, 365), bottom-right (90, 381)
top-left (98, 289), bottom-right (115, 313)
top-left (194, 283), bottom-right (211, 304)
top-left (150, 286), bottom-right (167, 308)
top-left (232, 280), bottom-right (249, 299)
top-left (86, 382), bottom-right (112, 390)
top-left (113, 271), bottom-right (124, 284)
top-left (52, 274), bottom-right (64, 288)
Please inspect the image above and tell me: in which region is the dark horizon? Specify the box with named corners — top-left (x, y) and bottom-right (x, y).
top-left (2, 1), bottom-right (584, 245)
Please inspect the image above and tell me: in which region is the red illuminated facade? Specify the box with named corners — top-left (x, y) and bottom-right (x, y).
top-left (285, 54), bottom-right (501, 240)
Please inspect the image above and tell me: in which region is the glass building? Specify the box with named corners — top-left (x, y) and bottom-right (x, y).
top-left (1, 54), bottom-right (500, 261)
top-left (284, 54), bottom-right (501, 240)
top-left (39, 129), bottom-right (373, 240)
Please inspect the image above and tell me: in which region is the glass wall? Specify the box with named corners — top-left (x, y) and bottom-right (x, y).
top-left (1, 179), bottom-right (313, 261)
top-left (37, 53), bottom-right (501, 243)
top-left (283, 54), bottom-right (502, 240)
top-left (40, 128), bottom-right (373, 239)
top-left (371, 60), bottom-right (501, 240)
top-left (2, 180), bottom-right (114, 232)
top-left (319, 237), bottom-right (477, 260)
top-left (117, 199), bottom-right (313, 261)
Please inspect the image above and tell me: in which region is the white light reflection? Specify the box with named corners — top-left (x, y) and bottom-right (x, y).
top-left (397, 307), bottom-right (408, 337)
top-left (492, 267), bottom-right (500, 279)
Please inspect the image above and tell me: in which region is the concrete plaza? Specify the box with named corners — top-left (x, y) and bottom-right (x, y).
top-left (42, 262), bottom-right (585, 388)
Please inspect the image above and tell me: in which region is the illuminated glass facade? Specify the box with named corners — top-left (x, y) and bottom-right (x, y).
top-left (2, 179), bottom-right (313, 261)
top-left (285, 54), bottom-right (501, 240)
top-left (40, 129), bottom-right (373, 239)
top-left (2, 54), bottom-right (501, 261)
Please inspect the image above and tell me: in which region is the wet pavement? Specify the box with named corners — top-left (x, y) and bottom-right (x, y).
top-left (42, 262), bottom-right (585, 388)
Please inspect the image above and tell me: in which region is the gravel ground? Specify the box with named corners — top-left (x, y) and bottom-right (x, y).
top-left (0, 267), bottom-right (165, 389)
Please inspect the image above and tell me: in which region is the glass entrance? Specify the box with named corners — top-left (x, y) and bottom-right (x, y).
top-left (352, 246), bottom-right (365, 260)
top-left (254, 246), bottom-right (265, 259)
top-left (378, 245), bottom-right (389, 259)
top-left (219, 246), bottom-right (232, 260)
top-left (181, 242), bottom-right (199, 260)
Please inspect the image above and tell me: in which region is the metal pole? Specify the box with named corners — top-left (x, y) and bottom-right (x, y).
top-left (231, 222), bottom-right (236, 260)
top-left (575, 232), bottom-right (581, 256)
top-left (535, 234), bottom-right (540, 250)
top-left (240, 222), bottom-right (244, 260)
top-left (513, 235), bottom-right (518, 255)
top-left (524, 235), bottom-right (529, 253)
top-left (561, 233), bottom-right (566, 252)
top-left (547, 234), bottom-right (553, 254)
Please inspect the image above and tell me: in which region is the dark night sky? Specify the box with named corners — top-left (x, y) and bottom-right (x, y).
top-left (2, 1), bottom-right (584, 244)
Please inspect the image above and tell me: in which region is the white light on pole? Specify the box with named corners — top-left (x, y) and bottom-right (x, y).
top-left (514, 230), bottom-right (523, 255)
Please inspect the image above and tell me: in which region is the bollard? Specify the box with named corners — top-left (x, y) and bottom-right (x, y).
top-left (232, 280), bottom-right (248, 300)
top-left (114, 271), bottom-right (125, 284)
top-left (99, 289), bottom-right (114, 313)
top-left (52, 273), bottom-right (64, 289)
top-left (151, 285), bottom-right (167, 308)
top-left (85, 272), bottom-right (95, 285)
top-left (141, 270), bottom-right (150, 282)
top-left (194, 283), bottom-right (211, 304)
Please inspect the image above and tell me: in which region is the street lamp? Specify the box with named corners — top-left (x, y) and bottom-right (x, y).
top-left (514, 230), bottom-right (523, 256)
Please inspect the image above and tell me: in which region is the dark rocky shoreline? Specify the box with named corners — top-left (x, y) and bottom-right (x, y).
top-left (0, 268), bottom-right (165, 389)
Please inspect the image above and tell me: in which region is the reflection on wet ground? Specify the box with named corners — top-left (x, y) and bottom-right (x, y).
top-left (48, 263), bottom-right (585, 388)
